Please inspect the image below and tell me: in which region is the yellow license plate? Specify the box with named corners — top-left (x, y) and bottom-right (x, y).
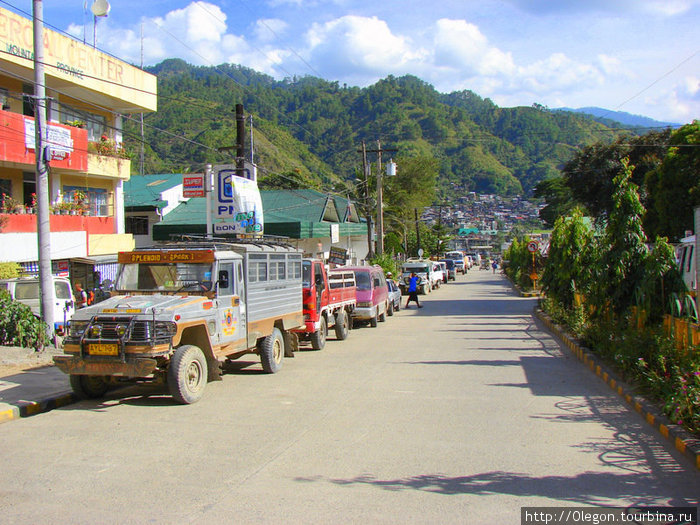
top-left (88, 344), bottom-right (119, 356)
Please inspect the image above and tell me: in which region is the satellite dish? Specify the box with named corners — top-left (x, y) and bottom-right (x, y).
top-left (91, 0), bottom-right (111, 17)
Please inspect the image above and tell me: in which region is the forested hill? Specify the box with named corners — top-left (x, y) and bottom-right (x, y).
top-left (128, 58), bottom-right (628, 197)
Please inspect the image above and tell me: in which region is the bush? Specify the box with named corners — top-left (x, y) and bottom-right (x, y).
top-left (369, 252), bottom-right (399, 279)
top-left (0, 291), bottom-right (49, 349)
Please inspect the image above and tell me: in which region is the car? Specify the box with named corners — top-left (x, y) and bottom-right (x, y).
top-left (340, 265), bottom-right (389, 327)
top-left (386, 278), bottom-right (401, 315)
top-left (0, 276), bottom-right (75, 335)
top-left (439, 259), bottom-right (457, 280)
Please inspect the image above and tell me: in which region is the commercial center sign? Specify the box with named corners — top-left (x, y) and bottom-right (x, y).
top-left (212, 164), bottom-right (264, 236)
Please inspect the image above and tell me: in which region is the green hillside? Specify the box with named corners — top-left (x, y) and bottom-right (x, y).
top-left (124, 59), bottom-right (628, 197)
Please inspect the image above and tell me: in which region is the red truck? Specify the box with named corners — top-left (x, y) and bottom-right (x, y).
top-left (295, 258), bottom-right (356, 350)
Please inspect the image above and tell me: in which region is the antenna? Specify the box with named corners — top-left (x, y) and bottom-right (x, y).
top-left (91, 0), bottom-right (110, 47)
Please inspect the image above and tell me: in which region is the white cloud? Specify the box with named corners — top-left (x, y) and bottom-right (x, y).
top-left (253, 19), bottom-right (289, 43)
top-left (304, 15), bottom-right (424, 79)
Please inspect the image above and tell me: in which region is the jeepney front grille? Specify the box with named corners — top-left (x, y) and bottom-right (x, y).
top-left (67, 316), bottom-right (176, 345)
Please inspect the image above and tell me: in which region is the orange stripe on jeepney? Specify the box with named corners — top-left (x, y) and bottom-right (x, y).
top-left (164, 297), bottom-right (207, 310)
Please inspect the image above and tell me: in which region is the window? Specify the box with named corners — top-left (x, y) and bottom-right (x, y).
top-left (126, 216), bottom-right (149, 235)
top-left (270, 255), bottom-right (286, 280)
top-left (289, 254), bottom-right (302, 280)
top-left (249, 254), bottom-right (267, 283)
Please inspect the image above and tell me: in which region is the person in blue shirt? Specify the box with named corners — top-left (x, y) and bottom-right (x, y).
top-left (405, 272), bottom-right (423, 308)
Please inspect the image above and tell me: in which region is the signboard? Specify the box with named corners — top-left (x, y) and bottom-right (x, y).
top-left (330, 223), bottom-right (340, 244)
top-left (183, 175), bottom-right (205, 198)
top-left (328, 246), bottom-right (348, 266)
top-left (118, 250), bottom-right (215, 264)
top-left (527, 241), bottom-right (539, 253)
top-left (212, 164), bottom-right (264, 235)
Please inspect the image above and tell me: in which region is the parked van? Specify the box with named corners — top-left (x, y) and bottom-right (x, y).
top-left (0, 276), bottom-right (75, 335)
top-left (342, 265), bottom-right (389, 327)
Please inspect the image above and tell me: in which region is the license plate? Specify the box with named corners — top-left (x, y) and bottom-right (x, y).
top-left (88, 344), bottom-right (118, 356)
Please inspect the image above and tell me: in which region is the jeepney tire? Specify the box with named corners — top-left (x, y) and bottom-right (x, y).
top-left (70, 374), bottom-right (110, 399)
top-left (310, 315), bottom-right (327, 351)
top-left (259, 327), bottom-right (285, 374)
top-left (168, 345), bottom-right (208, 404)
top-left (334, 310), bottom-right (349, 340)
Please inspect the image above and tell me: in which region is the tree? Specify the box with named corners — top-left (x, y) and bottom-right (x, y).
top-left (643, 121), bottom-right (700, 241)
top-left (540, 208), bottom-right (594, 307)
top-left (590, 158), bottom-right (648, 316)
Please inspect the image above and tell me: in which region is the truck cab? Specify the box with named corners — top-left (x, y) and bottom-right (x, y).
top-left (296, 259), bottom-right (356, 350)
top-left (53, 241), bottom-right (304, 404)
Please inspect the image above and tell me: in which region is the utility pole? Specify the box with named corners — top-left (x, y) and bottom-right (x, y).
top-left (359, 142), bottom-right (397, 256)
top-left (33, 0), bottom-right (54, 344)
top-left (236, 104), bottom-right (245, 179)
top-left (414, 208), bottom-right (421, 257)
top-left (359, 141), bottom-right (373, 260)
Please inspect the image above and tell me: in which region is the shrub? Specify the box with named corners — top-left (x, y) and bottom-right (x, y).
top-left (0, 291), bottom-right (49, 349)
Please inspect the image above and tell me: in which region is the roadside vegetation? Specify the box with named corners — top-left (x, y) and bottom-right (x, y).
top-left (506, 123), bottom-right (700, 434)
top-left (0, 290), bottom-right (49, 350)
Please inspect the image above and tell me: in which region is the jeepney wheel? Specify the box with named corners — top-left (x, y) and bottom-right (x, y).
top-left (310, 316), bottom-right (327, 351)
top-left (259, 327), bottom-right (285, 373)
top-left (168, 345), bottom-right (208, 404)
top-left (334, 310), bottom-right (349, 340)
top-left (70, 374), bottom-right (109, 399)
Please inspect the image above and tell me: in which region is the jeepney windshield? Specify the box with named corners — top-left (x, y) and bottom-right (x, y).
top-left (116, 262), bottom-right (214, 292)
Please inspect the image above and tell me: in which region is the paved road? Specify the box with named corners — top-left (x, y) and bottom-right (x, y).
top-left (0, 270), bottom-right (698, 524)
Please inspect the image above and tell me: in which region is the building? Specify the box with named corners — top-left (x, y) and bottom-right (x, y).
top-left (123, 174), bottom-right (186, 248)
top-left (139, 186), bottom-right (370, 264)
top-left (0, 6), bottom-right (157, 288)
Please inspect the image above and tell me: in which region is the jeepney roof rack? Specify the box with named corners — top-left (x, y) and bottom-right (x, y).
top-left (162, 233), bottom-right (295, 250)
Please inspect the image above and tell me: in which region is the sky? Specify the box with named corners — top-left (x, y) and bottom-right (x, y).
top-left (7, 0), bottom-right (700, 123)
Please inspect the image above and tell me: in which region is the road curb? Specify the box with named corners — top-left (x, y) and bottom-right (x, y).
top-left (535, 308), bottom-right (700, 471)
top-left (0, 391), bottom-right (78, 425)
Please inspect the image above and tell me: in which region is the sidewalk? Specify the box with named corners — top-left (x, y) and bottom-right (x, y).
top-left (0, 346), bottom-right (76, 424)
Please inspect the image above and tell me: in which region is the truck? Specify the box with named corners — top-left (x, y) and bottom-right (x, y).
top-left (294, 259), bottom-right (356, 350)
top-left (444, 250), bottom-right (467, 274)
top-left (53, 240), bottom-right (304, 404)
top-left (399, 259), bottom-right (440, 295)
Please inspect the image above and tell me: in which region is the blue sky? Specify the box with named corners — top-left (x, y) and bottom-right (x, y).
top-left (7, 0), bottom-right (699, 123)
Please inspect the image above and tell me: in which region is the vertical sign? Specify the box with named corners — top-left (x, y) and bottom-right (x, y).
top-left (213, 164), bottom-right (264, 235)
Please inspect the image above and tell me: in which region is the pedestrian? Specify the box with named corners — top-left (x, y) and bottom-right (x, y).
top-left (75, 282), bottom-right (88, 309)
top-left (405, 272), bottom-right (423, 309)
top-left (492, 260), bottom-right (498, 273)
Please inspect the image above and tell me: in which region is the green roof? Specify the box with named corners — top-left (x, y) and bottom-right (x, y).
top-left (151, 188), bottom-right (367, 241)
top-left (124, 174), bottom-right (183, 210)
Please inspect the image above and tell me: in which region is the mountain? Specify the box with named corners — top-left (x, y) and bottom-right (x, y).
top-left (558, 107), bottom-right (680, 129)
top-left (126, 59), bottom-right (632, 198)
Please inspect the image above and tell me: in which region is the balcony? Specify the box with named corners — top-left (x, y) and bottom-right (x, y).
top-left (0, 109), bottom-right (88, 171)
top-left (0, 211), bottom-right (114, 234)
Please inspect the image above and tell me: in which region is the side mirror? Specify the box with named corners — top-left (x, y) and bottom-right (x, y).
top-left (218, 271), bottom-right (229, 289)
top-left (315, 275), bottom-right (324, 287)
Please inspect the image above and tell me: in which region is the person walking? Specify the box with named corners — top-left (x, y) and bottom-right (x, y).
top-left (405, 272), bottom-right (423, 309)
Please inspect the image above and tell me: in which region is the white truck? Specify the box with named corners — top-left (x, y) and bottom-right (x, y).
top-left (53, 240), bottom-right (304, 404)
top-left (399, 259), bottom-right (441, 295)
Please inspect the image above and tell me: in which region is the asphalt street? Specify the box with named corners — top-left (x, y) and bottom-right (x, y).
top-left (0, 270), bottom-right (697, 524)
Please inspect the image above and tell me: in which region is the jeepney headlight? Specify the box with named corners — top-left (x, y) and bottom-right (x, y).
top-left (68, 321), bottom-right (89, 338)
top-left (155, 321), bottom-right (177, 337)
top-left (114, 324), bottom-right (127, 337)
top-left (89, 324), bottom-right (102, 338)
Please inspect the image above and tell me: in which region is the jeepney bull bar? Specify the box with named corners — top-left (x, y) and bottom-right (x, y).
top-left (53, 313), bottom-right (176, 377)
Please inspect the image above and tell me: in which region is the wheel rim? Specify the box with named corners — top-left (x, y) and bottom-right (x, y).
top-left (273, 337), bottom-right (282, 363)
top-left (186, 359), bottom-right (203, 391)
